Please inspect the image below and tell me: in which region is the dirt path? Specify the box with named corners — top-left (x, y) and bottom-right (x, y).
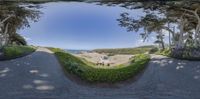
top-left (1, 48), bottom-right (200, 99)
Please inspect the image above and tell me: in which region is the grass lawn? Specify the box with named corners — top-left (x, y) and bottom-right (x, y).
top-left (48, 47), bottom-right (150, 83)
top-left (1, 45), bottom-right (36, 60)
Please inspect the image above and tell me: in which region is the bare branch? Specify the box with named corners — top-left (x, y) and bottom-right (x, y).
top-left (181, 8), bottom-right (196, 14)
top-left (4, 23), bottom-right (9, 34)
top-left (184, 13), bottom-right (196, 18)
top-left (0, 16), bottom-right (13, 24)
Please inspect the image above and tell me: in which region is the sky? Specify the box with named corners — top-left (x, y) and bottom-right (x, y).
top-left (19, 2), bottom-right (155, 50)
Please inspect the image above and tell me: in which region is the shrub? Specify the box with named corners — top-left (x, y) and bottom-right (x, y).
top-left (1, 45), bottom-right (36, 60)
top-left (171, 47), bottom-right (200, 60)
top-left (149, 47), bottom-right (159, 54)
top-left (10, 33), bottom-right (27, 45)
top-left (46, 47), bottom-right (65, 53)
top-left (83, 54), bottom-right (150, 83)
top-left (156, 48), bottom-right (171, 57)
top-left (156, 47), bottom-right (200, 60)
top-left (54, 52), bottom-right (86, 76)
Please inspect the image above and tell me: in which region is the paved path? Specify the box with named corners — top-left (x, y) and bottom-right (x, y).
top-left (1, 48), bottom-right (200, 99)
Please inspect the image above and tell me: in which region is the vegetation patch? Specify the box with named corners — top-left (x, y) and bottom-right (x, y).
top-left (155, 48), bottom-right (171, 57)
top-left (170, 47), bottom-right (200, 61)
top-left (155, 47), bottom-right (200, 61)
top-left (0, 45), bottom-right (36, 60)
top-left (48, 47), bottom-right (150, 83)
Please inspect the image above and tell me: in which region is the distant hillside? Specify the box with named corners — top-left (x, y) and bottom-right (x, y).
top-left (64, 49), bottom-right (91, 54)
top-left (93, 45), bottom-right (156, 55)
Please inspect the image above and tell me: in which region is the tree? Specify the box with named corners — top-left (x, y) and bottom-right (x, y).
top-left (117, 13), bottom-right (169, 50)
top-left (0, 16), bottom-right (13, 47)
top-left (0, 1), bottom-right (41, 48)
top-left (99, 0), bottom-right (200, 49)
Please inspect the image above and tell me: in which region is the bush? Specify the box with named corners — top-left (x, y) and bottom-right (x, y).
top-left (10, 33), bottom-right (27, 45)
top-left (155, 47), bottom-right (200, 60)
top-left (54, 52), bottom-right (86, 76)
top-left (46, 47), bottom-right (65, 53)
top-left (83, 54), bottom-right (150, 83)
top-left (156, 48), bottom-right (171, 57)
top-left (149, 47), bottom-right (159, 54)
top-left (49, 48), bottom-right (150, 83)
top-left (171, 47), bottom-right (200, 60)
top-left (1, 45), bottom-right (36, 60)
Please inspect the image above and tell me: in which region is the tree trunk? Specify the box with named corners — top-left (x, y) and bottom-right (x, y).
top-left (172, 26), bottom-right (176, 46)
top-left (194, 19), bottom-right (200, 47)
top-left (0, 24), bottom-right (3, 48)
top-left (0, 16), bottom-right (12, 48)
top-left (177, 17), bottom-right (185, 49)
top-left (163, 26), bottom-right (176, 46)
top-left (161, 40), bottom-right (165, 50)
top-left (159, 30), bottom-right (165, 50)
top-left (195, 22), bottom-right (200, 46)
top-left (168, 23), bottom-right (171, 48)
top-left (183, 7), bottom-right (200, 47)
top-left (194, 8), bottom-right (200, 46)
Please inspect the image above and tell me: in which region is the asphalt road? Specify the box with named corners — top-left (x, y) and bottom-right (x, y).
top-left (1, 47), bottom-right (200, 99)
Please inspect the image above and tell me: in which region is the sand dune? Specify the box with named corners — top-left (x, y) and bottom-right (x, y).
top-left (74, 52), bottom-right (134, 66)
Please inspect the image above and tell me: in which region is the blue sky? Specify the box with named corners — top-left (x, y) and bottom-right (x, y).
top-left (19, 2), bottom-right (154, 50)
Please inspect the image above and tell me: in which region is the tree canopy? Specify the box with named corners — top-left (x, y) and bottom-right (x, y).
top-left (98, 0), bottom-right (200, 50)
top-left (0, 1), bottom-right (41, 47)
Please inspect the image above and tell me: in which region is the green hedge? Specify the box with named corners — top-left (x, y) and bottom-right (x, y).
top-left (49, 47), bottom-right (150, 83)
top-left (1, 45), bottom-right (36, 60)
top-left (83, 54), bottom-right (150, 82)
